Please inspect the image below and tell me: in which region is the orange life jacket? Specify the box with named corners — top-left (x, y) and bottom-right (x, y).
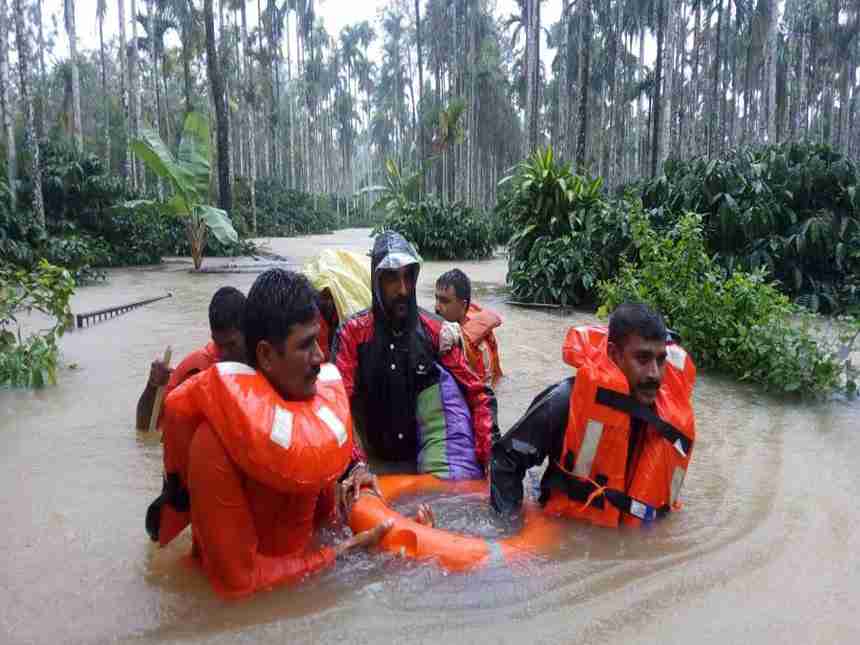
top-left (461, 303), bottom-right (503, 387)
top-left (165, 341), bottom-right (221, 394)
top-left (543, 325), bottom-right (696, 528)
top-left (147, 362), bottom-right (353, 546)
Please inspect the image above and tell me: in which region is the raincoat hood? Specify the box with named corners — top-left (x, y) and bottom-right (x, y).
top-left (370, 231), bottom-right (423, 327)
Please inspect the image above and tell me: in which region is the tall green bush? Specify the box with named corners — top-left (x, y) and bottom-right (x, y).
top-left (597, 212), bottom-right (854, 396)
top-left (640, 143), bottom-right (860, 312)
top-left (500, 147), bottom-right (634, 305)
top-left (373, 198), bottom-right (494, 260)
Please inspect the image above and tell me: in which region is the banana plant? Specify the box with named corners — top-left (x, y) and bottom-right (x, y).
top-left (124, 112), bottom-right (237, 270)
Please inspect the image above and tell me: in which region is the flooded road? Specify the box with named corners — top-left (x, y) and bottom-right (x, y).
top-left (2, 228), bottom-right (858, 644)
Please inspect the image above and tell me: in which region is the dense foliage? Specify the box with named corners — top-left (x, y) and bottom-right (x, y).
top-left (640, 143), bottom-right (860, 313)
top-left (368, 159), bottom-right (495, 260)
top-left (374, 198), bottom-right (494, 260)
top-left (248, 179), bottom-right (339, 236)
top-left (598, 213), bottom-right (855, 397)
top-left (0, 260), bottom-right (75, 387)
top-left (500, 148), bottom-right (634, 305)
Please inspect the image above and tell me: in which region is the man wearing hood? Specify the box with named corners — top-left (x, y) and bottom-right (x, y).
top-left (332, 231), bottom-right (499, 476)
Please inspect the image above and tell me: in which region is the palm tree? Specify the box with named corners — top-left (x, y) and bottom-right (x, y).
top-left (131, 0), bottom-right (146, 189)
top-left (64, 0), bottom-right (83, 151)
top-left (118, 0), bottom-right (133, 184)
top-left (204, 0), bottom-right (231, 211)
top-left (239, 0), bottom-right (256, 231)
top-left (576, 0), bottom-right (592, 171)
top-left (97, 0), bottom-right (110, 167)
top-left (1, 0), bottom-right (16, 207)
top-left (525, 0), bottom-right (540, 153)
top-left (13, 0), bottom-right (45, 226)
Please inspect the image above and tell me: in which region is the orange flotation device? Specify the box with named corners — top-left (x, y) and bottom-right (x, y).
top-left (165, 341), bottom-right (221, 393)
top-left (461, 304), bottom-right (503, 387)
top-left (147, 362), bottom-right (353, 546)
top-left (348, 474), bottom-right (562, 572)
top-left (543, 325), bottom-right (696, 528)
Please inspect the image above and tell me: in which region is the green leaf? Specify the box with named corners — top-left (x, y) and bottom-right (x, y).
top-left (177, 112), bottom-right (212, 201)
top-left (131, 127), bottom-right (193, 204)
top-left (196, 205), bottom-right (238, 244)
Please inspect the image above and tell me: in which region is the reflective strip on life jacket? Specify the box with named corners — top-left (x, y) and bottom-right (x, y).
top-left (573, 420), bottom-right (603, 478)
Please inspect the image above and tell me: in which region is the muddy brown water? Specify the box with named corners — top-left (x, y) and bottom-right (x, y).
top-left (2, 228), bottom-right (858, 644)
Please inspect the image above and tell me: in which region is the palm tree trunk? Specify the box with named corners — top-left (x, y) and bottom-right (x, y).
top-left (204, 0), bottom-right (232, 212)
top-left (558, 0), bottom-right (570, 161)
top-left (131, 0), bottom-right (144, 190)
top-left (765, 0), bottom-right (779, 143)
top-left (709, 0), bottom-right (723, 157)
top-left (118, 0), bottom-right (131, 185)
top-left (638, 21), bottom-right (646, 178)
top-left (285, 6), bottom-right (294, 188)
top-left (241, 0), bottom-right (256, 232)
top-left (13, 0), bottom-right (44, 226)
top-left (651, 0), bottom-right (666, 178)
top-left (659, 0), bottom-right (674, 168)
top-left (525, 0), bottom-right (540, 154)
top-left (182, 2), bottom-right (192, 117)
top-left (35, 0), bottom-right (46, 140)
top-left (415, 0), bottom-right (425, 195)
top-left (65, 0), bottom-right (83, 151)
top-left (98, 3), bottom-right (110, 168)
top-left (0, 0), bottom-right (16, 208)
top-left (576, 1), bottom-right (592, 172)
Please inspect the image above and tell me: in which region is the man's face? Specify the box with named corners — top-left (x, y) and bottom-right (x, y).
top-left (379, 266), bottom-right (416, 324)
top-left (435, 285), bottom-right (467, 323)
top-left (256, 319), bottom-right (324, 401)
top-left (607, 333), bottom-right (667, 406)
top-left (212, 328), bottom-right (246, 363)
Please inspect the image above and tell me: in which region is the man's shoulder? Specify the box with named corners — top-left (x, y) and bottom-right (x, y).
top-left (418, 309), bottom-right (445, 336)
top-left (335, 309), bottom-right (375, 348)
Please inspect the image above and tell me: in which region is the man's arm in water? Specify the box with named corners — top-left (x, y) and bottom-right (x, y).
top-left (135, 359), bottom-right (172, 430)
top-left (489, 378), bottom-right (572, 515)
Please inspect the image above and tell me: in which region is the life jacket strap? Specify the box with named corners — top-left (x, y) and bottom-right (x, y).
top-left (595, 388), bottom-right (693, 457)
top-left (545, 466), bottom-right (670, 522)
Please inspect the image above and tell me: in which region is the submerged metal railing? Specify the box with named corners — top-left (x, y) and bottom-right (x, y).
top-left (75, 293), bottom-right (172, 329)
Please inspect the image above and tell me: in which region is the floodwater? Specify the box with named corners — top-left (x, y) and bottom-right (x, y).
top-left (1, 228), bottom-right (858, 644)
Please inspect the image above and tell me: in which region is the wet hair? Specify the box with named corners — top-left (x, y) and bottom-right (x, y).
top-left (436, 269), bottom-right (471, 309)
top-left (208, 287), bottom-right (246, 333)
top-left (243, 269), bottom-right (319, 368)
top-left (608, 302), bottom-right (667, 347)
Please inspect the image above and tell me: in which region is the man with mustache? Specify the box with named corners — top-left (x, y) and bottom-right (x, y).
top-left (332, 231), bottom-right (499, 484)
top-left (490, 303), bottom-right (697, 528)
top-left (149, 269), bottom-right (391, 598)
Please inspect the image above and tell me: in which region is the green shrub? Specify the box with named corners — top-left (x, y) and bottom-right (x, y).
top-left (0, 260), bottom-right (75, 388)
top-left (373, 198), bottom-right (494, 260)
top-left (640, 143), bottom-right (860, 312)
top-left (500, 147), bottom-right (634, 305)
top-left (597, 212), bottom-right (853, 396)
top-left (251, 178), bottom-right (338, 236)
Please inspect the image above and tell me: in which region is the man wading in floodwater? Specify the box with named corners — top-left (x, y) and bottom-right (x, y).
top-left (332, 232), bottom-right (499, 490)
top-left (490, 303), bottom-right (697, 528)
top-left (136, 287), bottom-right (247, 431)
top-left (147, 269), bottom-right (392, 598)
